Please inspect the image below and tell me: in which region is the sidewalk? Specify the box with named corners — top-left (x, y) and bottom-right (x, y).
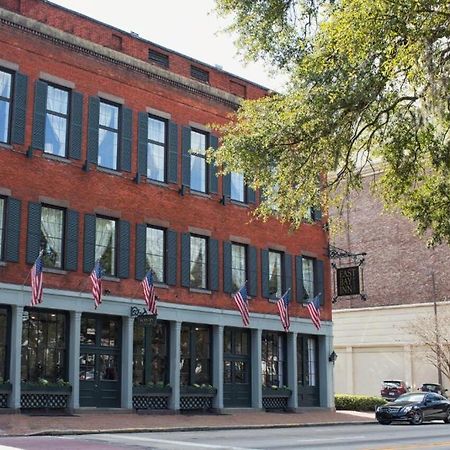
top-left (0, 409), bottom-right (375, 437)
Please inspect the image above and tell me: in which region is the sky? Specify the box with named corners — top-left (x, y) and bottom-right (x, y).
top-left (48, 0), bottom-right (287, 92)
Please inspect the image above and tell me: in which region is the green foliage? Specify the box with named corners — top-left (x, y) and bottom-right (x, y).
top-left (213, 0), bottom-right (450, 244)
top-left (335, 394), bottom-right (386, 411)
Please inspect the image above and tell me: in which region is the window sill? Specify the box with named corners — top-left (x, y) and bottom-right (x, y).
top-left (0, 142), bottom-right (12, 150)
top-left (97, 166), bottom-right (122, 176)
top-left (189, 288), bottom-right (212, 295)
top-left (43, 267), bottom-right (68, 275)
top-left (154, 283), bottom-right (169, 289)
top-left (42, 153), bottom-right (71, 164)
top-left (0, 261), bottom-right (6, 267)
top-left (230, 199), bottom-right (249, 208)
top-left (147, 179), bottom-right (168, 188)
top-left (190, 190), bottom-right (211, 199)
top-left (103, 276), bottom-right (121, 282)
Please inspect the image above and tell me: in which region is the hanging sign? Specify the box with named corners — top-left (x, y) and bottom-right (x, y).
top-left (336, 266), bottom-right (360, 296)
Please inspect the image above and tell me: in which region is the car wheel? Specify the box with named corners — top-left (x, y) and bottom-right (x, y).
top-left (409, 410), bottom-right (424, 425)
top-left (444, 408), bottom-right (450, 424)
top-left (377, 419), bottom-right (392, 425)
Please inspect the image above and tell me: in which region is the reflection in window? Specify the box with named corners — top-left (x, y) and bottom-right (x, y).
top-left (101, 318), bottom-right (119, 347)
top-left (307, 337), bottom-right (317, 386)
top-left (268, 251), bottom-right (282, 298)
top-left (99, 354), bottom-right (118, 381)
top-left (190, 235), bottom-right (207, 289)
top-left (44, 85), bottom-right (69, 157)
top-left (21, 310), bottom-right (67, 383)
top-left (0, 70), bottom-right (12, 144)
top-left (231, 172), bottom-right (245, 202)
top-left (80, 317), bottom-right (96, 345)
top-left (261, 331), bottom-right (285, 387)
top-left (40, 206), bottom-right (64, 269)
top-left (0, 198), bottom-right (5, 261)
top-left (302, 257), bottom-right (314, 301)
top-left (0, 308), bottom-right (7, 382)
top-left (98, 101), bottom-right (119, 170)
top-left (147, 117), bottom-right (166, 182)
top-left (231, 243), bottom-right (246, 292)
top-left (95, 217), bottom-right (116, 276)
top-left (145, 227), bottom-right (165, 283)
top-left (190, 130), bottom-right (207, 192)
top-left (79, 353), bottom-right (95, 381)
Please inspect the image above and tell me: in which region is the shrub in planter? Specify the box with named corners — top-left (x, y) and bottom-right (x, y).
top-left (262, 385), bottom-right (292, 396)
top-left (181, 384), bottom-right (217, 395)
top-left (335, 394), bottom-right (386, 411)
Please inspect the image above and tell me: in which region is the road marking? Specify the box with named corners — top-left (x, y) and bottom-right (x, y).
top-left (364, 441), bottom-right (450, 450)
top-left (297, 435), bottom-right (367, 442)
top-left (84, 434), bottom-right (262, 450)
top-left (0, 446), bottom-right (23, 450)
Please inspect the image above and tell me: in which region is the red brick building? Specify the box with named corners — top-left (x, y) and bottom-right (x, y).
top-left (0, 0), bottom-right (333, 411)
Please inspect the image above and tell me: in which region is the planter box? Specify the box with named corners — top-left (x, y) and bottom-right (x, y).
top-left (262, 387), bottom-right (292, 397)
top-left (180, 386), bottom-right (217, 396)
top-left (133, 385), bottom-right (171, 395)
top-left (0, 383), bottom-right (12, 393)
top-left (262, 387), bottom-right (291, 411)
top-left (0, 383), bottom-right (11, 409)
top-left (21, 383), bottom-right (72, 393)
top-left (180, 386), bottom-right (217, 411)
top-left (132, 385), bottom-right (171, 410)
top-left (21, 384), bottom-right (72, 409)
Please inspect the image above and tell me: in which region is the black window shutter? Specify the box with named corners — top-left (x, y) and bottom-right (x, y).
top-left (68, 91), bottom-right (83, 160)
top-left (83, 214), bottom-right (96, 273)
top-left (26, 202), bottom-right (42, 264)
top-left (11, 73), bottom-right (28, 145)
top-left (135, 223), bottom-right (147, 281)
top-left (120, 107), bottom-right (132, 172)
top-left (87, 97), bottom-right (99, 164)
top-left (4, 197), bottom-right (21, 262)
top-left (181, 232), bottom-right (190, 287)
top-left (296, 255), bottom-right (305, 303)
top-left (31, 80), bottom-right (47, 151)
top-left (314, 259), bottom-right (325, 305)
top-left (223, 174), bottom-right (231, 199)
top-left (117, 220), bottom-right (130, 278)
top-left (137, 112), bottom-right (148, 178)
top-left (261, 249), bottom-right (269, 298)
top-left (181, 127), bottom-right (191, 187)
top-left (248, 246), bottom-right (258, 297)
top-left (247, 186), bottom-right (256, 204)
top-left (208, 238), bottom-right (219, 291)
top-left (167, 121), bottom-right (178, 184)
top-left (223, 241), bottom-right (232, 294)
top-left (64, 209), bottom-right (79, 271)
top-left (208, 135), bottom-right (218, 194)
top-left (284, 253), bottom-right (292, 295)
top-left (166, 229), bottom-right (177, 286)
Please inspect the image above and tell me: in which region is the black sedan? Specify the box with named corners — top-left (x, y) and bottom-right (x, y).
top-left (376, 392), bottom-right (450, 425)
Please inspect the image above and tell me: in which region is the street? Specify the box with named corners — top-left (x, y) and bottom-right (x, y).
top-left (2, 423), bottom-right (450, 450)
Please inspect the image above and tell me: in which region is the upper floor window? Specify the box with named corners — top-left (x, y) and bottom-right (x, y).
top-left (231, 172), bottom-right (245, 202)
top-left (147, 116), bottom-right (166, 182)
top-left (190, 130), bottom-right (207, 193)
top-left (268, 250), bottom-right (283, 298)
top-left (0, 197), bottom-right (4, 260)
top-left (231, 243), bottom-right (246, 292)
top-left (145, 226), bottom-right (165, 283)
top-left (44, 84), bottom-right (69, 157)
top-left (302, 257), bottom-right (314, 300)
top-left (95, 216), bottom-right (117, 276)
top-left (191, 66), bottom-right (209, 83)
top-left (0, 70), bottom-right (12, 144)
top-left (40, 205), bottom-right (65, 269)
top-left (148, 49), bottom-right (169, 68)
top-left (98, 101), bottom-right (119, 170)
top-left (190, 235), bottom-right (207, 289)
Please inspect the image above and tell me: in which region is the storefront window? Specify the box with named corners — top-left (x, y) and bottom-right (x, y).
top-left (261, 331), bottom-right (286, 387)
top-left (21, 310), bottom-right (67, 383)
top-left (133, 321), bottom-right (169, 385)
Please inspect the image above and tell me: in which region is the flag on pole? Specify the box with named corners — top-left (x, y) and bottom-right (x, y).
top-left (233, 284), bottom-right (249, 327)
top-left (90, 260), bottom-right (103, 309)
top-left (142, 270), bottom-right (157, 315)
top-left (276, 290), bottom-right (290, 332)
top-left (30, 251), bottom-right (44, 306)
top-left (306, 293), bottom-right (321, 330)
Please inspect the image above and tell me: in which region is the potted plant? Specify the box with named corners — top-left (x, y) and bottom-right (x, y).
top-left (133, 381), bottom-right (171, 395)
top-left (262, 385), bottom-right (292, 397)
top-left (21, 378), bottom-right (72, 409)
top-left (180, 384), bottom-right (217, 396)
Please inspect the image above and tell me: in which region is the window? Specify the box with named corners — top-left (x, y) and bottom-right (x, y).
top-left (0, 197), bottom-right (5, 260)
top-left (268, 250), bottom-right (283, 298)
top-left (95, 217), bottom-right (117, 276)
top-left (190, 130), bottom-right (207, 192)
top-left (180, 324), bottom-right (211, 386)
top-left (307, 337), bottom-right (317, 386)
top-left (191, 66), bottom-right (209, 83)
top-left (0, 307), bottom-right (8, 382)
top-left (133, 321), bottom-right (169, 386)
top-left (98, 101), bottom-right (119, 170)
top-left (231, 243), bottom-right (246, 292)
top-left (148, 49), bottom-right (169, 68)
top-left (261, 331), bottom-right (286, 387)
top-left (297, 335), bottom-right (318, 388)
top-left (44, 84), bottom-right (69, 157)
top-left (21, 310), bottom-right (67, 383)
top-left (302, 257), bottom-right (314, 300)
top-left (231, 172), bottom-right (245, 202)
top-left (40, 205), bottom-right (65, 269)
top-left (145, 226), bottom-right (165, 283)
top-left (190, 235), bottom-right (207, 289)
top-left (0, 69), bottom-right (12, 144)
top-left (147, 116), bottom-right (166, 182)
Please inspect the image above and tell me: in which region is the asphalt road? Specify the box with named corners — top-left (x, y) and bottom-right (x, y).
top-left (2, 423), bottom-right (450, 450)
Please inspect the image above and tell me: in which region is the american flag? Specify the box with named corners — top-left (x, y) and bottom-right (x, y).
top-left (276, 290), bottom-right (290, 332)
top-left (30, 251), bottom-right (44, 306)
top-left (306, 293), bottom-right (321, 330)
top-left (233, 284), bottom-right (249, 327)
top-left (90, 261), bottom-right (103, 309)
top-left (142, 270), bottom-right (157, 315)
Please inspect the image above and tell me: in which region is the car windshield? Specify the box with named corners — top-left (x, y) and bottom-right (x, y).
top-left (383, 381), bottom-right (402, 387)
top-left (394, 393), bottom-right (425, 403)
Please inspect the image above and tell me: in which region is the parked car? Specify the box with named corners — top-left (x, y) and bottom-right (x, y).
top-left (376, 392), bottom-right (450, 425)
top-left (380, 380), bottom-right (409, 399)
top-left (420, 383), bottom-right (448, 397)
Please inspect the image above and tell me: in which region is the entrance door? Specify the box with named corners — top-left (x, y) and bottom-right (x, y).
top-left (79, 314), bottom-right (121, 408)
top-left (223, 327), bottom-right (251, 407)
top-left (297, 335), bottom-right (320, 406)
